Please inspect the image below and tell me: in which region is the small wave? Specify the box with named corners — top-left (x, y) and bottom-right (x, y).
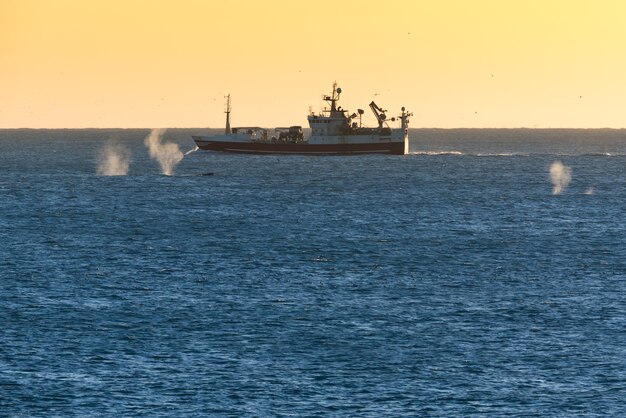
top-left (185, 146), bottom-right (199, 156)
top-left (410, 151), bottom-right (625, 157)
top-left (411, 151), bottom-right (529, 157)
top-left (582, 152), bottom-right (614, 157)
top-left (475, 153), bottom-right (519, 157)
top-left (410, 150), bottom-right (465, 156)
top-left (551, 152), bottom-right (624, 157)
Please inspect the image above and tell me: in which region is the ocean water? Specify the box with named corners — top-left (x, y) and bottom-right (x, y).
top-left (1, 128), bottom-right (625, 416)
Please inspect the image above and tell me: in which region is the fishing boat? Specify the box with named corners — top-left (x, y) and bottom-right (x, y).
top-left (192, 83), bottom-right (411, 155)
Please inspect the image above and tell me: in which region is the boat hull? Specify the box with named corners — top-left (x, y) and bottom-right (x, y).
top-left (192, 137), bottom-right (407, 155)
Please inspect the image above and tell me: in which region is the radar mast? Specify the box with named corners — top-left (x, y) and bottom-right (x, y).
top-left (323, 82), bottom-right (342, 112)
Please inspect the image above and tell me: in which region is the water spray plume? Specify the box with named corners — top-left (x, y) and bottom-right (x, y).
top-left (549, 160), bottom-right (572, 195)
top-left (97, 142), bottom-right (130, 176)
top-left (144, 129), bottom-right (184, 176)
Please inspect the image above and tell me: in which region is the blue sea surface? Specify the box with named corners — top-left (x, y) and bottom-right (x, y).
top-left (1, 129), bottom-right (625, 416)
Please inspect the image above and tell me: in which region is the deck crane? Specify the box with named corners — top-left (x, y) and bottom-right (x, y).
top-left (369, 101), bottom-right (388, 128)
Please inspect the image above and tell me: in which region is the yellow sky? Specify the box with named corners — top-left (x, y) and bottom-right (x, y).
top-left (1, 0), bottom-right (625, 128)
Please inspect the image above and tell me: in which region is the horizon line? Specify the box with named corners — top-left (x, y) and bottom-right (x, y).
top-left (1, 126), bottom-right (625, 131)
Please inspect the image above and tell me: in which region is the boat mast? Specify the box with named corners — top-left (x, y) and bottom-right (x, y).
top-left (224, 94), bottom-right (232, 134)
top-left (323, 82), bottom-right (341, 113)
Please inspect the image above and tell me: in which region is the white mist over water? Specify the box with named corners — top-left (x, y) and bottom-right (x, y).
top-left (97, 142), bottom-right (131, 176)
top-left (144, 129), bottom-right (184, 176)
top-left (549, 160), bottom-right (572, 195)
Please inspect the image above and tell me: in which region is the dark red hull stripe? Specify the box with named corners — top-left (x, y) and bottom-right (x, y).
top-left (193, 140), bottom-right (406, 155)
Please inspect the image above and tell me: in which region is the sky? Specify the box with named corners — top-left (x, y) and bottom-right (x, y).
top-left (1, 0), bottom-right (625, 128)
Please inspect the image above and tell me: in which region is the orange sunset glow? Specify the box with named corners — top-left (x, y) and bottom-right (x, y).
top-left (1, 0), bottom-right (625, 128)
